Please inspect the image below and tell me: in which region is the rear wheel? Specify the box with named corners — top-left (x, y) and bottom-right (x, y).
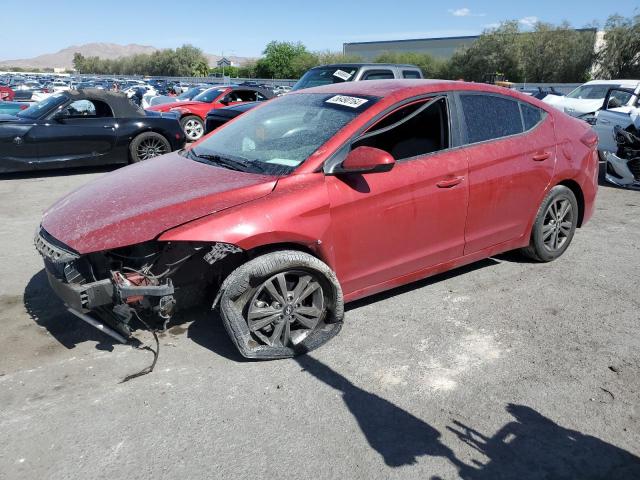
top-left (521, 185), bottom-right (578, 262)
top-left (129, 132), bottom-right (170, 162)
top-left (180, 115), bottom-right (204, 141)
top-left (217, 251), bottom-right (344, 359)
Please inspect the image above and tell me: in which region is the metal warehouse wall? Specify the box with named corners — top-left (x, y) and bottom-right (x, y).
top-left (343, 36), bottom-right (479, 61)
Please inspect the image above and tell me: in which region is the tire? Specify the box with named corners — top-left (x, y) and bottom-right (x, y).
top-left (521, 185), bottom-right (578, 262)
top-left (180, 115), bottom-right (204, 141)
top-left (129, 132), bottom-right (170, 163)
top-left (217, 250), bottom-right (344, 359)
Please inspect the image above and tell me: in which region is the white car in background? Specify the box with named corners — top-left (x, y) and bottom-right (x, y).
top-left (543, 80), bottom-right (640, 118)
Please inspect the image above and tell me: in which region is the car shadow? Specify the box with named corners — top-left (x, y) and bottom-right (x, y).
top-left (0, 164), bottom-right (119, 180)
top-left (345, 258), bottom-right (500, 311)
top-left (23, 269), bottom-right (119, 351)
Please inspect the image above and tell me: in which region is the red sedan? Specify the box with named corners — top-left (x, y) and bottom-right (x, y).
top-left (36, 80), bottom-right (598, 359)
top-left (146, 85), bottom-right (273, 141)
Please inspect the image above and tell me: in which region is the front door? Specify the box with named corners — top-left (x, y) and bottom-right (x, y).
top-left (326, 96), bottom-right (469, 296)
top-left (31, 99), bottom-right (118, 168)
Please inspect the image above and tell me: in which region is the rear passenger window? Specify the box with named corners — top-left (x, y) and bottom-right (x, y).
top-left (362, 70), bottom-right (395, 80)
top-left (521, 103), bottom-right (544, 131)
top-left (461, 94), bottom-right (523, 143)
top-left (403, 70), bottom-right (421, 79)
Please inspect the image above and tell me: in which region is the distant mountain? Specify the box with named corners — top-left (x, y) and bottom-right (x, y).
top-left (0, 43), bottom-right (253, 70)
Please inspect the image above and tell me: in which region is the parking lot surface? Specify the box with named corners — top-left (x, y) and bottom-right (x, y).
top-left (1, 166), bottom-right (639, 479)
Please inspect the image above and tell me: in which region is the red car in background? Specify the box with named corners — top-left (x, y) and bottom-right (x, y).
top-left (36, 80), bottom-right (598, 360)
top-left (0, 86), bottom-right (15, 101)
top-left (147, 85), bottom-right (273, 141)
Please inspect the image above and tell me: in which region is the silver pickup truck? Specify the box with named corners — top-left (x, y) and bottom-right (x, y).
top-left (292, 63), bottom-right (424, 91)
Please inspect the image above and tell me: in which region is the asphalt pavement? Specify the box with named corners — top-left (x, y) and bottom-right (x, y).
top-left (0, 165), bottom-right (639, 479)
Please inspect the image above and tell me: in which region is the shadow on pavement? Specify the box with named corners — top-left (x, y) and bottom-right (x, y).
top-left (447, 403), bottom-right (640, 479)
top-left (23, 269), bottom-right (118, 351)
top-left (298, 355), bottom-right (640, 477)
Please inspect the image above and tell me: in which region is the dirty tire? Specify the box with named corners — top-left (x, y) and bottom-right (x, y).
top-left (129, 132), bottom-right (170, 163)
top-left (217, 250), bottom-right (344, 359)
top-left (180, 115), bottom-right (204, 141)
top-left (521, 185), bottom-right (578, 262)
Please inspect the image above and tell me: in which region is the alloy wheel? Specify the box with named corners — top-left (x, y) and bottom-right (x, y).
top-left (183, 119), bottom-right (203, 141)
top-left (136, 137), bottom-right (168, 160)
top-left (246, 270), bottom-right (325, 348)
top-left (542, 197), bottom-right (574, 251)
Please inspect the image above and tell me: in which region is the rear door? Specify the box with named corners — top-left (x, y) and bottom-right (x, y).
top-left (457, 93), bottom-right (556, 254)
top-left (594, 88), bottom-right (638, 153)
top-left (31, 99), bottom-right (119, 167)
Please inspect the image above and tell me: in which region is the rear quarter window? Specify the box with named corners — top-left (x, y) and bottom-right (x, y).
top-left (520, 103), bottom-right (545, 131)
top-left (460, 94), bottom-right (523, 143)
top-left (402, 70), bottom-right (422, 79)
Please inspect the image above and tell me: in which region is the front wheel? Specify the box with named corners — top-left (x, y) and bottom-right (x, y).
top-left (521, 185), bottom-right (578, 262)
top-left (180, 115), bottom-right (204, 141)
top-left (217, 251), bottom-right (344, 359)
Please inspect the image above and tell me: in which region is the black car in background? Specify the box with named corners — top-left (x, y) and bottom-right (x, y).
top-left (0, 89), bottom-right (185, 173)
top-left (204, 101), bottom-right (261, 135)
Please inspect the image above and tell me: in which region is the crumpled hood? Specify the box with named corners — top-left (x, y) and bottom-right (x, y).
top-left (41, 152), bottom-right (277, 254)
top-left (542, 95), bottom-right (604, 116)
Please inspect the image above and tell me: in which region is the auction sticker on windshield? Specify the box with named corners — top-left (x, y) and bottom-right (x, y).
top-left (333, 69), bottom-right (353, 81)
top-left (325, 95), bottom-right (368, 108)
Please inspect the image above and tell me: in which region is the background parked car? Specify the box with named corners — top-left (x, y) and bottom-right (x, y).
top-left (147, 85), bottom-right (274, 141)
top-left (0, 100), bottom-right (29, 115)
top-left (204, 101), bottom-right (261, 134)
top-left (0, 89), bottom-right (185, 173)
top-left (291, 63), bottom-right (424, 91)
top-left (543, 80), bottom-right (640, 118)
top-left (592, 86), bottom-right (640, 153)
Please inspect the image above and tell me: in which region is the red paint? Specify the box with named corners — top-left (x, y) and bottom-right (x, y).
top-left (146, 87), bottom-right (248, 120)
top-left (42, 80), bottom-right (598, 302)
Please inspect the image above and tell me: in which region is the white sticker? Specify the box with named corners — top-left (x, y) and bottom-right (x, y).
top-left (325, 95), bottom-right (368, 109)
top-left (333, 69), bottom-right (353, 81)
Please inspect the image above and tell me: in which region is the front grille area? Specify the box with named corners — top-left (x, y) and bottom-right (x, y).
top-left (628, 159), bottom-right (640, 181)
top-left (34, 227), bottom-right (79, 264)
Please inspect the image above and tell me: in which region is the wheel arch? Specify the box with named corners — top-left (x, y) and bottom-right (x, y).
top-left (556, 179), bottom-right (585, 227)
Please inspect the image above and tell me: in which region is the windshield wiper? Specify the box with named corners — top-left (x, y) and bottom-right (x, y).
top-left (188, 149), bottom-right (266, 173)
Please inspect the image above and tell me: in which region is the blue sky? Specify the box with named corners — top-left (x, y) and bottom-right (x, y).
top-left (1, 0), bottom-right (637, 59)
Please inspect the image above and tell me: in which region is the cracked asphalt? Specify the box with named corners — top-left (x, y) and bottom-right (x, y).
top-left (0, 164), bottom-right (639, 479)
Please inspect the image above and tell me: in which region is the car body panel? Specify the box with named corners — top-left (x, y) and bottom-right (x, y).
top-left (543, 80), bottom-right (640, 117)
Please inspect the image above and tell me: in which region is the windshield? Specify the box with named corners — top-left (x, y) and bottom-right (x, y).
top-left (193, 88), bottom-right (226, 103)
top-left (178, 87), bottom-right (203, 100)
top-left (566, 84), bottom-right (620, 100)
top-left (292, 67), bottom-right (359, 91)
top-left (17, 93), bottom-right (67, 119)
top-left (186, 92), bottom-right (377, 175)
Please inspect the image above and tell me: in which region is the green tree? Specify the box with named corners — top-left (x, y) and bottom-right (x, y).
top-left (257, 41), bottom-right (310, 78)
top-left (192, 60), bottom-right (210, 77)
top-left (596, 14), bottom-right (640, 79)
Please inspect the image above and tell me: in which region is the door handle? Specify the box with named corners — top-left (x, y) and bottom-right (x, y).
top-left (532, 152), bottom-right (551, 161)
top-left (103, 125), bottom-right (114, 129)
top-left (599, 118), bottom-right (611, 125)
top-left (436, 176), bottom-right (464, 188)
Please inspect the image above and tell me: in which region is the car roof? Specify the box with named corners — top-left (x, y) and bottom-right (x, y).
top-left (290, 79), bottom-right (526, 99)
top-left (583, 79), bottom-right (640, 86)
top-left (312, 63), bottom-right (420, 69)
top-left (61, 89), bottom-right (145, 117)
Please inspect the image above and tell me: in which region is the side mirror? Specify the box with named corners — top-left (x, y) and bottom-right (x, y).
top-left (341, 146), bottom-right (395, 174)
top-left (220, 96), bottom-right (231, 105)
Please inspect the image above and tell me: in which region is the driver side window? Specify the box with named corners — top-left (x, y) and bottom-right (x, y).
top-left (60, 100), bottom-right (96, 117)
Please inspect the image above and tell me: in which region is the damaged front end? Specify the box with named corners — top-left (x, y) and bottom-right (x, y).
top-left (34, 227), bottom-right (241, 343)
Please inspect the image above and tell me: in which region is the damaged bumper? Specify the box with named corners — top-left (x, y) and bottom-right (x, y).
top-left (34, 226), bottom-right (242, 340)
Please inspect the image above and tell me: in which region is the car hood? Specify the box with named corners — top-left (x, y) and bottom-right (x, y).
top-left (542, 95), bottom-right (604, 116)
top-left (41, 152), bottom-right (278, 254)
